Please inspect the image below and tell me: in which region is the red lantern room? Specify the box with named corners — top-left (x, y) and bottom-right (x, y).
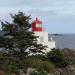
top-left (32, 18), bottom-right (42, 32)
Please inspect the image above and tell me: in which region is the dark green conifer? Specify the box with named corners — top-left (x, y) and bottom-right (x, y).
top-left (0, 12), bottom-right (46, 56)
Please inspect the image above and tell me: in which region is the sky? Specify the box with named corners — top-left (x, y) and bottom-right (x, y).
top-left (0, 0), bottom-right (75, 33)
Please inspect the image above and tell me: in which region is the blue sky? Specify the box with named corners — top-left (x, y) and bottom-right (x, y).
top-left (0, 0), bottom-right (75, 33)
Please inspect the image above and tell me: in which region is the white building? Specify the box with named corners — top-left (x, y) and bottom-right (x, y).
top-left (32, 18), bottom-right (56, 53)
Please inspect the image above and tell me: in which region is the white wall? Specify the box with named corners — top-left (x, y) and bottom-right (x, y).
top-left (34, 31), bottom-right (48, 42)
top-left (34, 31), bottom-right (56, 53)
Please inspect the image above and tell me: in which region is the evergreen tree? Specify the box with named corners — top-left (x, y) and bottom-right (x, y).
top-left (0, 12), bottom-right (46, 56)
top-left (47, 48), bottom-right (68, 67)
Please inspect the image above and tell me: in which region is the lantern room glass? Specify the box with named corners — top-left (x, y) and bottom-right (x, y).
top-left (36, 24), bottom-right (42, 28)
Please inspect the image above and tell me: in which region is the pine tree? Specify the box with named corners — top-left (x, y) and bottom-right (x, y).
top-left (0, 12), bottom-right (46, 56)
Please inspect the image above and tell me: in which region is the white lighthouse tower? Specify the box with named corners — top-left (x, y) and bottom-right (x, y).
top-left (32, 18), bottom-right (56, 53)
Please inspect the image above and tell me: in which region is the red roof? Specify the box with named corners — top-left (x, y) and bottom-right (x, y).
top-left (32, 18), bottom-right (42, 24)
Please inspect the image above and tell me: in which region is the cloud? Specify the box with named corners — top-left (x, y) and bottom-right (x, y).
top-left (0, 0), bottom-right (75, 18)
top-left (0, 0), bottom-right (75, 33)
top-left (0, 0), bottom-right (25, 7)
top-left (0, 0), bottom-right (75, 21)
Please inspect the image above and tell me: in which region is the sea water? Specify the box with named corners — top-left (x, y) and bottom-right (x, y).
top-left (49, 34), bottom-right (75, 49)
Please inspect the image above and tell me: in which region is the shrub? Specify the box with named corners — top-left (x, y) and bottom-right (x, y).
top-left (22, 57), bottom-right (55, 72)
top-left (47, 48), bottom-right (68, 68)
top-left (31, 70), bottom-right (47, 75)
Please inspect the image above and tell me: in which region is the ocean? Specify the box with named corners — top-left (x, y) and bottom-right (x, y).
top-left (49, 34), bottom-right (75, 49)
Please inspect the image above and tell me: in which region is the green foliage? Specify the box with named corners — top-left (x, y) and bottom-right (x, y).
top-left (0, 11), bottom-right (46, 56)
top-left (6, 64), bottom-right (19, 75)
top-left (22, 57), bottom-right (55, 72)
top-left (0, 52), bottom-right (55, 74)
top-left (47, 48), bottom-right (68, 68)
top-left (47, 48), bottom-right (63, 57)
top-left (31, 71), bottom-right (47, 75)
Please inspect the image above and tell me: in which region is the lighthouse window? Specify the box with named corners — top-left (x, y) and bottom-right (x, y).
top-left (36, 24), bottom-right (40, 27)
top-left (36, 24), bottom-right (42, 27)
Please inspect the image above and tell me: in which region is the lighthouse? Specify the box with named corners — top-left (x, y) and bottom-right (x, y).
top-left (32, 18), bottom-right (56, 53)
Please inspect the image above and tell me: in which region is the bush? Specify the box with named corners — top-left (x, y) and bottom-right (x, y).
top-left (31, 70), bottom-right (47, 75)
top-left (0, 54), bottom-right (55, 74)
top-left (22, 57), bottom-right (55, 72)
top-left (47, 48), bottom-right (68, 68)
